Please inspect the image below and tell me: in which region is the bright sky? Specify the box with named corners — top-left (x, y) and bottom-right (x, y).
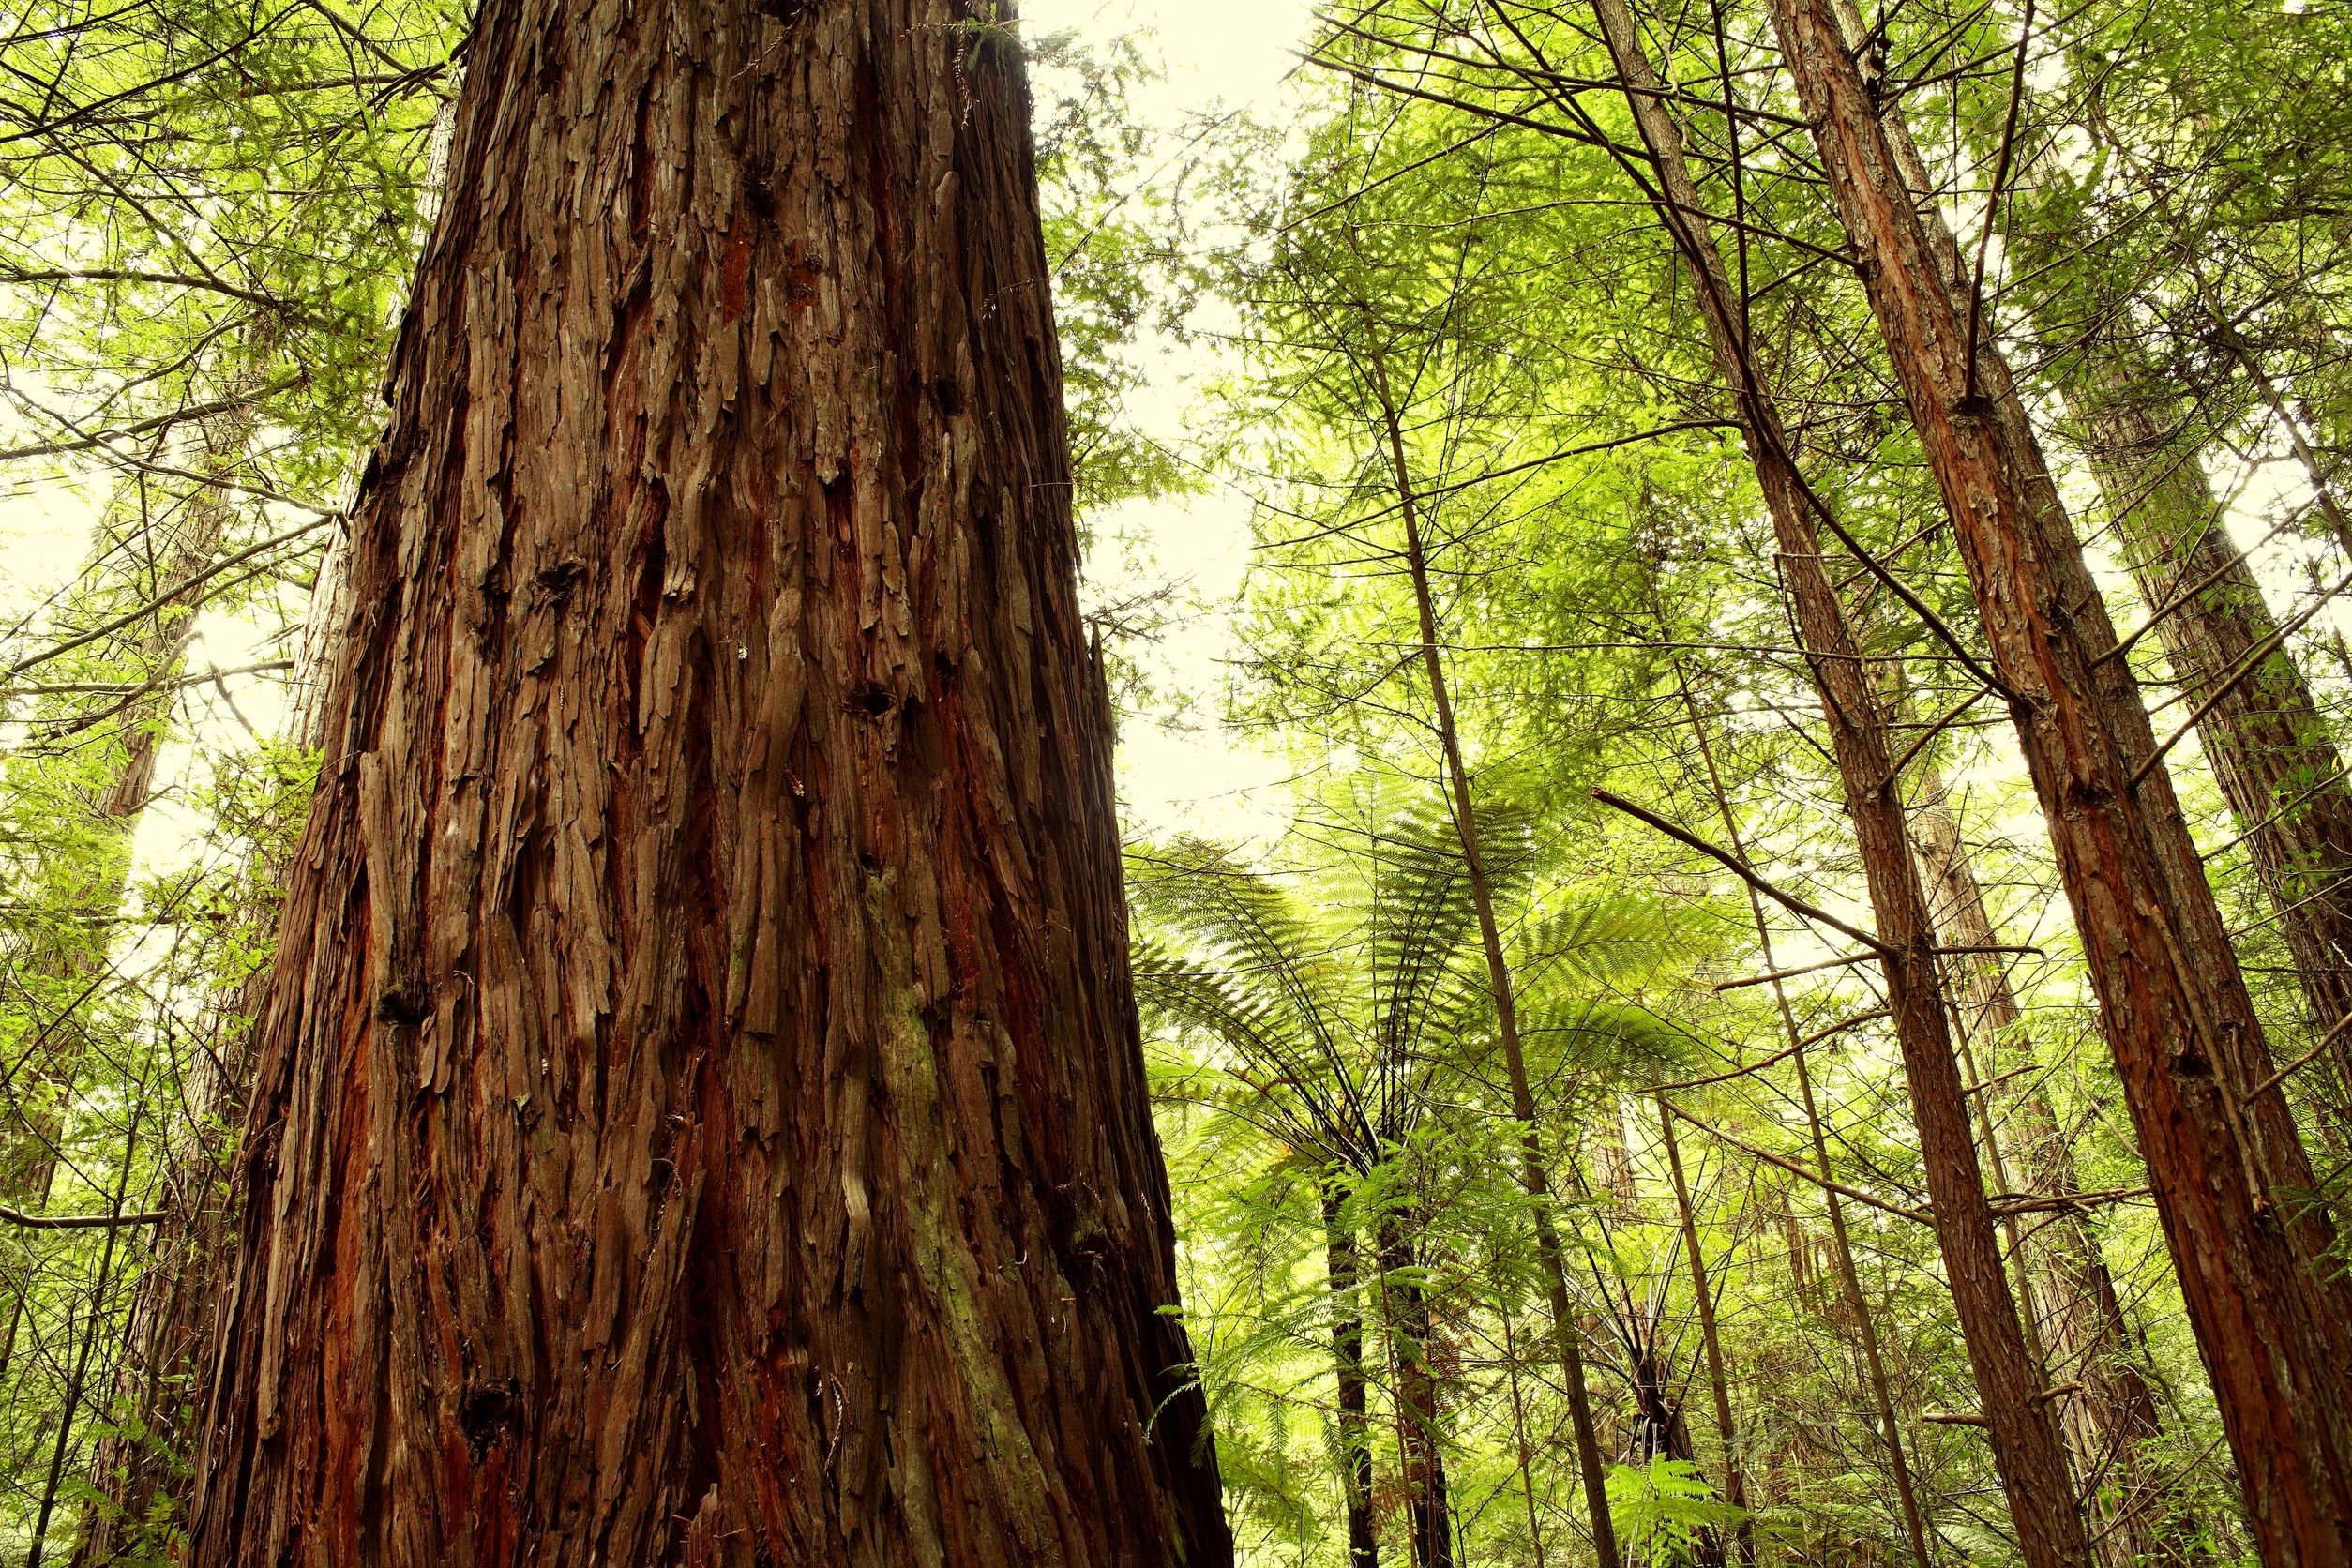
top-left (1025, 0), bottom-right (1315, 853)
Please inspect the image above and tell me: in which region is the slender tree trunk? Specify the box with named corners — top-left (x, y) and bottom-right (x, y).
top-left (0, 410), bottom-right (247, 1415)
top-left (1364, 339), bottom-right (1621, 1568)
top-left (1763, 1), bottom-right (2352, 1552)
top-left (77, 481), bottom-right (352, 1568)
top-left (1679, 682), bottom-right (1933, 1568)
top-left (1658, 1097), bottom-right (1756, 1568)
top-left (183, 3), bottom-right (1230, 1562)
top-left (1580, 6), bottom-right (2091, 1560)
top-left (24, 1105), bottom-right (145, 1568)
top-left (1324, 1182), bottom-right (1380, 1568)
top-left (1909, 776), bottom-right (2200, 1565)
top-left (1494, 1280), bottom-right (1551, 1568)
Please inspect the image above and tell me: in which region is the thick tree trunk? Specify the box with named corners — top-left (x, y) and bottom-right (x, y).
top-left (2058, 349), bottom-right (2352, 1123)
top-left (1585, 6), bottom-right (2091, 1562)
top-left (182, 3), bottom-right (1229, 1563)
top-left (1763, 0), bottom-right (2352, 1554)
top-left (1909, 778), bottom-right (2199, 1565)
top-left (1322, 1184), bottom-right (1379, 1568)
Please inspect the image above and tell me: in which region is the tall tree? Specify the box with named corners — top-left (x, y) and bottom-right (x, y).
top-left (1762, 0), bottom-right (2352, 1552)
top-left (183, 2), bottom-right (1229, 1561)
top-left (1908, 770), bottom-right (2200, 1564)
top-left (1566, 5), bottom-right (2095, 1560)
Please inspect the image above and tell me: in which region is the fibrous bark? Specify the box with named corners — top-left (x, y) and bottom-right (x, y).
top-left (1763, 0), bottom-right (2352, 1554)
top-left (185, 3), bottom-right (1229, 1562)
top-left (2050, 345), bottom-right (2352, 1124)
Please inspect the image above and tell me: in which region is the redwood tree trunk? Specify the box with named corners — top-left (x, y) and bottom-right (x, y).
top-left (1909, 780), bottom-right (2199, 1565)
top-left (2059, 349), bottom-right (2352, 1123)
top-left (183, 3), bottom-right (1229, 1562)
top-left (1585, 5), bottom-right (2092, 1562)
top-left (1764, 0), bottom-right (2352, 1554)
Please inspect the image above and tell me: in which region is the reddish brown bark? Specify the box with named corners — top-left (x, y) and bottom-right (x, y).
top-left (1910, 780), bottom-right (2202, 1565)
top-left (183, 3), bottom-right (1229, 1562)
top-left (1764, 0), bottom-right (2352, 1555)
top-left (2058, 353), bottom-right (2352, 1121)
top-left (1584, 4), bottom-right (2091, 1561)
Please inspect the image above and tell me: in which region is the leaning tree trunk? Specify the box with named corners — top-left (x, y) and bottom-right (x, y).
top-left (1909, 776), bottom-right (2202, 1566)
top-left (1971, 120), bottom-right (2352, 1134)
top-left (2053, 344), bottom-right (2352, 1126)
top-left (182, 3), bottom-right (1230, 1563)
top-left (1656, 1099), bottom-right (1756, 1568)
top-left (1582, 5), bottom-right (2092, 1561)
top-left (1764, 0), bottom-right (2352, 1555)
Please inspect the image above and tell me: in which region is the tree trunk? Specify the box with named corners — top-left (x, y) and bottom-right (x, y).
top-left (1582, 6), bottom-right (2092, 1561)
top-left (1679, 681), bottom-right (1932, 1568)
top-left (2056, 345), bottom-right (2352, 1124)
top-left (0, 408), bottom-right (246, 1413)
top-left (1323, 1183), bottom-right (1379, 1568)
top-left (1909, 776), bottom-right (2201, 1565)
top-left (1763, 1), bottom-right (2352, 1554)
top-left (78, 483), bottom-right (351, 1568)
top-left (183, 3), bottom-right (1229, 1562)
top-left (1657, 1098), bottom-right (1756, 1568)
top-left (1374, 1217), bottom-right (1456, 1568)
top-left (1364, 338), bottom-right (1621, 1568)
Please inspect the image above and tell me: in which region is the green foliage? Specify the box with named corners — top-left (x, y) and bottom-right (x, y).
top-left (1606, 1456), bottom-right (1744, 1566)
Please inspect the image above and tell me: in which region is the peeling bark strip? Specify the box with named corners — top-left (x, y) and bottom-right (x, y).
top-left (1762, 0), bottom-right (2352, 1557)
top-left (185, 3), bottom-right (1229, 1563)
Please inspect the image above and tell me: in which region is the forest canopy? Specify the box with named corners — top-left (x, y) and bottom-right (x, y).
top-left (0, 0), bottom-right (2347, 1563)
